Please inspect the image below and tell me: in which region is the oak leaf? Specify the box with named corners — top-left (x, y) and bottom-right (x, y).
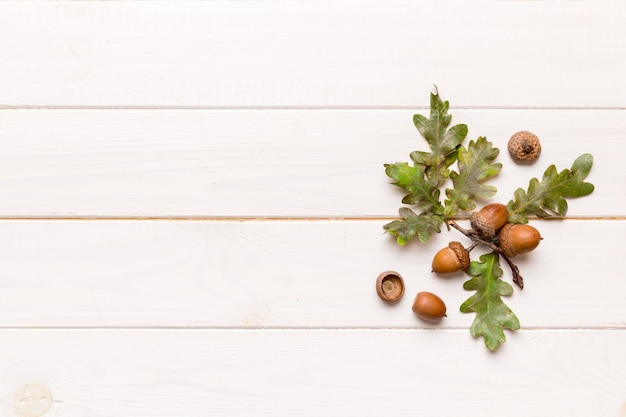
top-left (460, 252), bottom-right (520, 351)
top-left (383, 208), bottom-right (444, 245)
top-left (444, 136), bottom-right (502, 217)
top-left (507, 154), bottom-right (594, 223)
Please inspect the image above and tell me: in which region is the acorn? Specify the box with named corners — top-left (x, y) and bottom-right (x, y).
top-left (470, 203), bottom-right (509, 239)
top-left (498, 223), bottom-right (542, 258)
top-left (432, 241), bottom-right (470, 274)
top-left (375, 271), bottom-right (405, 303)
top-left (412, 292), bottom-right (447, 323)
top-left (508, 131), bottom-right (541, 164)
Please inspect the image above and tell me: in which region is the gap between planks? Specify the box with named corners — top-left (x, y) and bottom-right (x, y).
top-left (1, 105), bottom-right (626, 111)
top-left (0, 216), bottom-right (622, 222)
top-left (0, 326), bottom-right (623, 331)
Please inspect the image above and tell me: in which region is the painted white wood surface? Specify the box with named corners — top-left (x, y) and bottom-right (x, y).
top-left (0, 330), bottom-right (624, 417)
top-left (0, 1), bottom-right (625, 108)
top-left (0, 109), bottom-right (622, 217)
top-left (0, 1), bottom-right (624, 416)
top-left (0, 219), bottom-right (623, 329)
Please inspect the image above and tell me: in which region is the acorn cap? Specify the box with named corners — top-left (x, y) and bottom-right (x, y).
top-left (498, 223), bottom-right (517, 257)
top-left (508, 131), bottom-right (541, 164)
top-left (375, 271), bottom-right (405, 303)
top-left (470, 203), bottom-right (509, 239)
top-left (470, 211), bottom-right (495, 238)
top-left (448, 241), bottom-right (470, 271)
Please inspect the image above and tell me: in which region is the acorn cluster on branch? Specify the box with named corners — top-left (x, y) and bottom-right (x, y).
top-left (431, 203), bottom-right (542, 275)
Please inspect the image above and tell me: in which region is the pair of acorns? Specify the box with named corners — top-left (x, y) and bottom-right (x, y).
top-left (375, 270), bottom-right (447, 323)
top-left (432, 203), bottom-right (542, 274)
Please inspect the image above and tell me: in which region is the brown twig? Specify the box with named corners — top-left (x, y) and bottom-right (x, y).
top-left (465, 241), bottom-right (479, 253)
top-left (447, 220), bottom-right (524, 289)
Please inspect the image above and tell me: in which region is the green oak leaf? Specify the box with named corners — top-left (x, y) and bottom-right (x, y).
top-left (444, 136), bottom-right (502, 217)
top-left (460, 252), bottom-right (520, 351)
top-left (384, 162), bottom-right (444, 214)
top-left (383, 207), bottom-right (444, 245)
top-left (507, 154), bottom-right (595, 223)
top-left (410, 91), bottom-right (468, 185)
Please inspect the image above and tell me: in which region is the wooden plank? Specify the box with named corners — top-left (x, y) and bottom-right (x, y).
top-left (0, 219), bottom-right (622, 328)
top-left (0, 329), bottom-right (624, 416)
top-left (0, 1), bottom-right (624, 108)
top-left (0, 109), bottom-right (621, 217)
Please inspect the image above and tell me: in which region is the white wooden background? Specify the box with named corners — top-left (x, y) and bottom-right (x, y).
top-left (0, 1), bottom-right (624, 416)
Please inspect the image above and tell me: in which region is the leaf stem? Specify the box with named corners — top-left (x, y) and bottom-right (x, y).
top-left (448, 220), bottom-right (525, 289)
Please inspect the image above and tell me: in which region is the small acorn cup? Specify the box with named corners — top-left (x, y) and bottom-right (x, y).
top-left (470, 203), bottom-right (509, 239)
top-left (508, 131), bottom-right (541, 164)
top-left (375, 271), bottom-right (405, 303)
top-left (412, 292), bottom-right (447, 323)
top-left (432, 241), bottom-right (470, 274)
top-left (498, 223), bottom-right (542, 258)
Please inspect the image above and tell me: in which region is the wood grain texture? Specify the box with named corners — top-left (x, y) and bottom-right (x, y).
top-left (0, 219), bottom-right (622, 329)
top-left (0, 109), bottom-right (621, 217)
top-left (0, 329), bottom-right (624, 417)
top-left (0, 1), bottom-right (624, 415)
top-left (0, 1), bottom-right (624, 108)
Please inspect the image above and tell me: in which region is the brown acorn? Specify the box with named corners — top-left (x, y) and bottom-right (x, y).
top-left (470, 203), bottom-right (509, 239)
top-left (412, 292), bottom-right (447, 323)
top-left (498, 223), bottom-right (542, 258)
top-left (432, 241), bottom-right (470, 273)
